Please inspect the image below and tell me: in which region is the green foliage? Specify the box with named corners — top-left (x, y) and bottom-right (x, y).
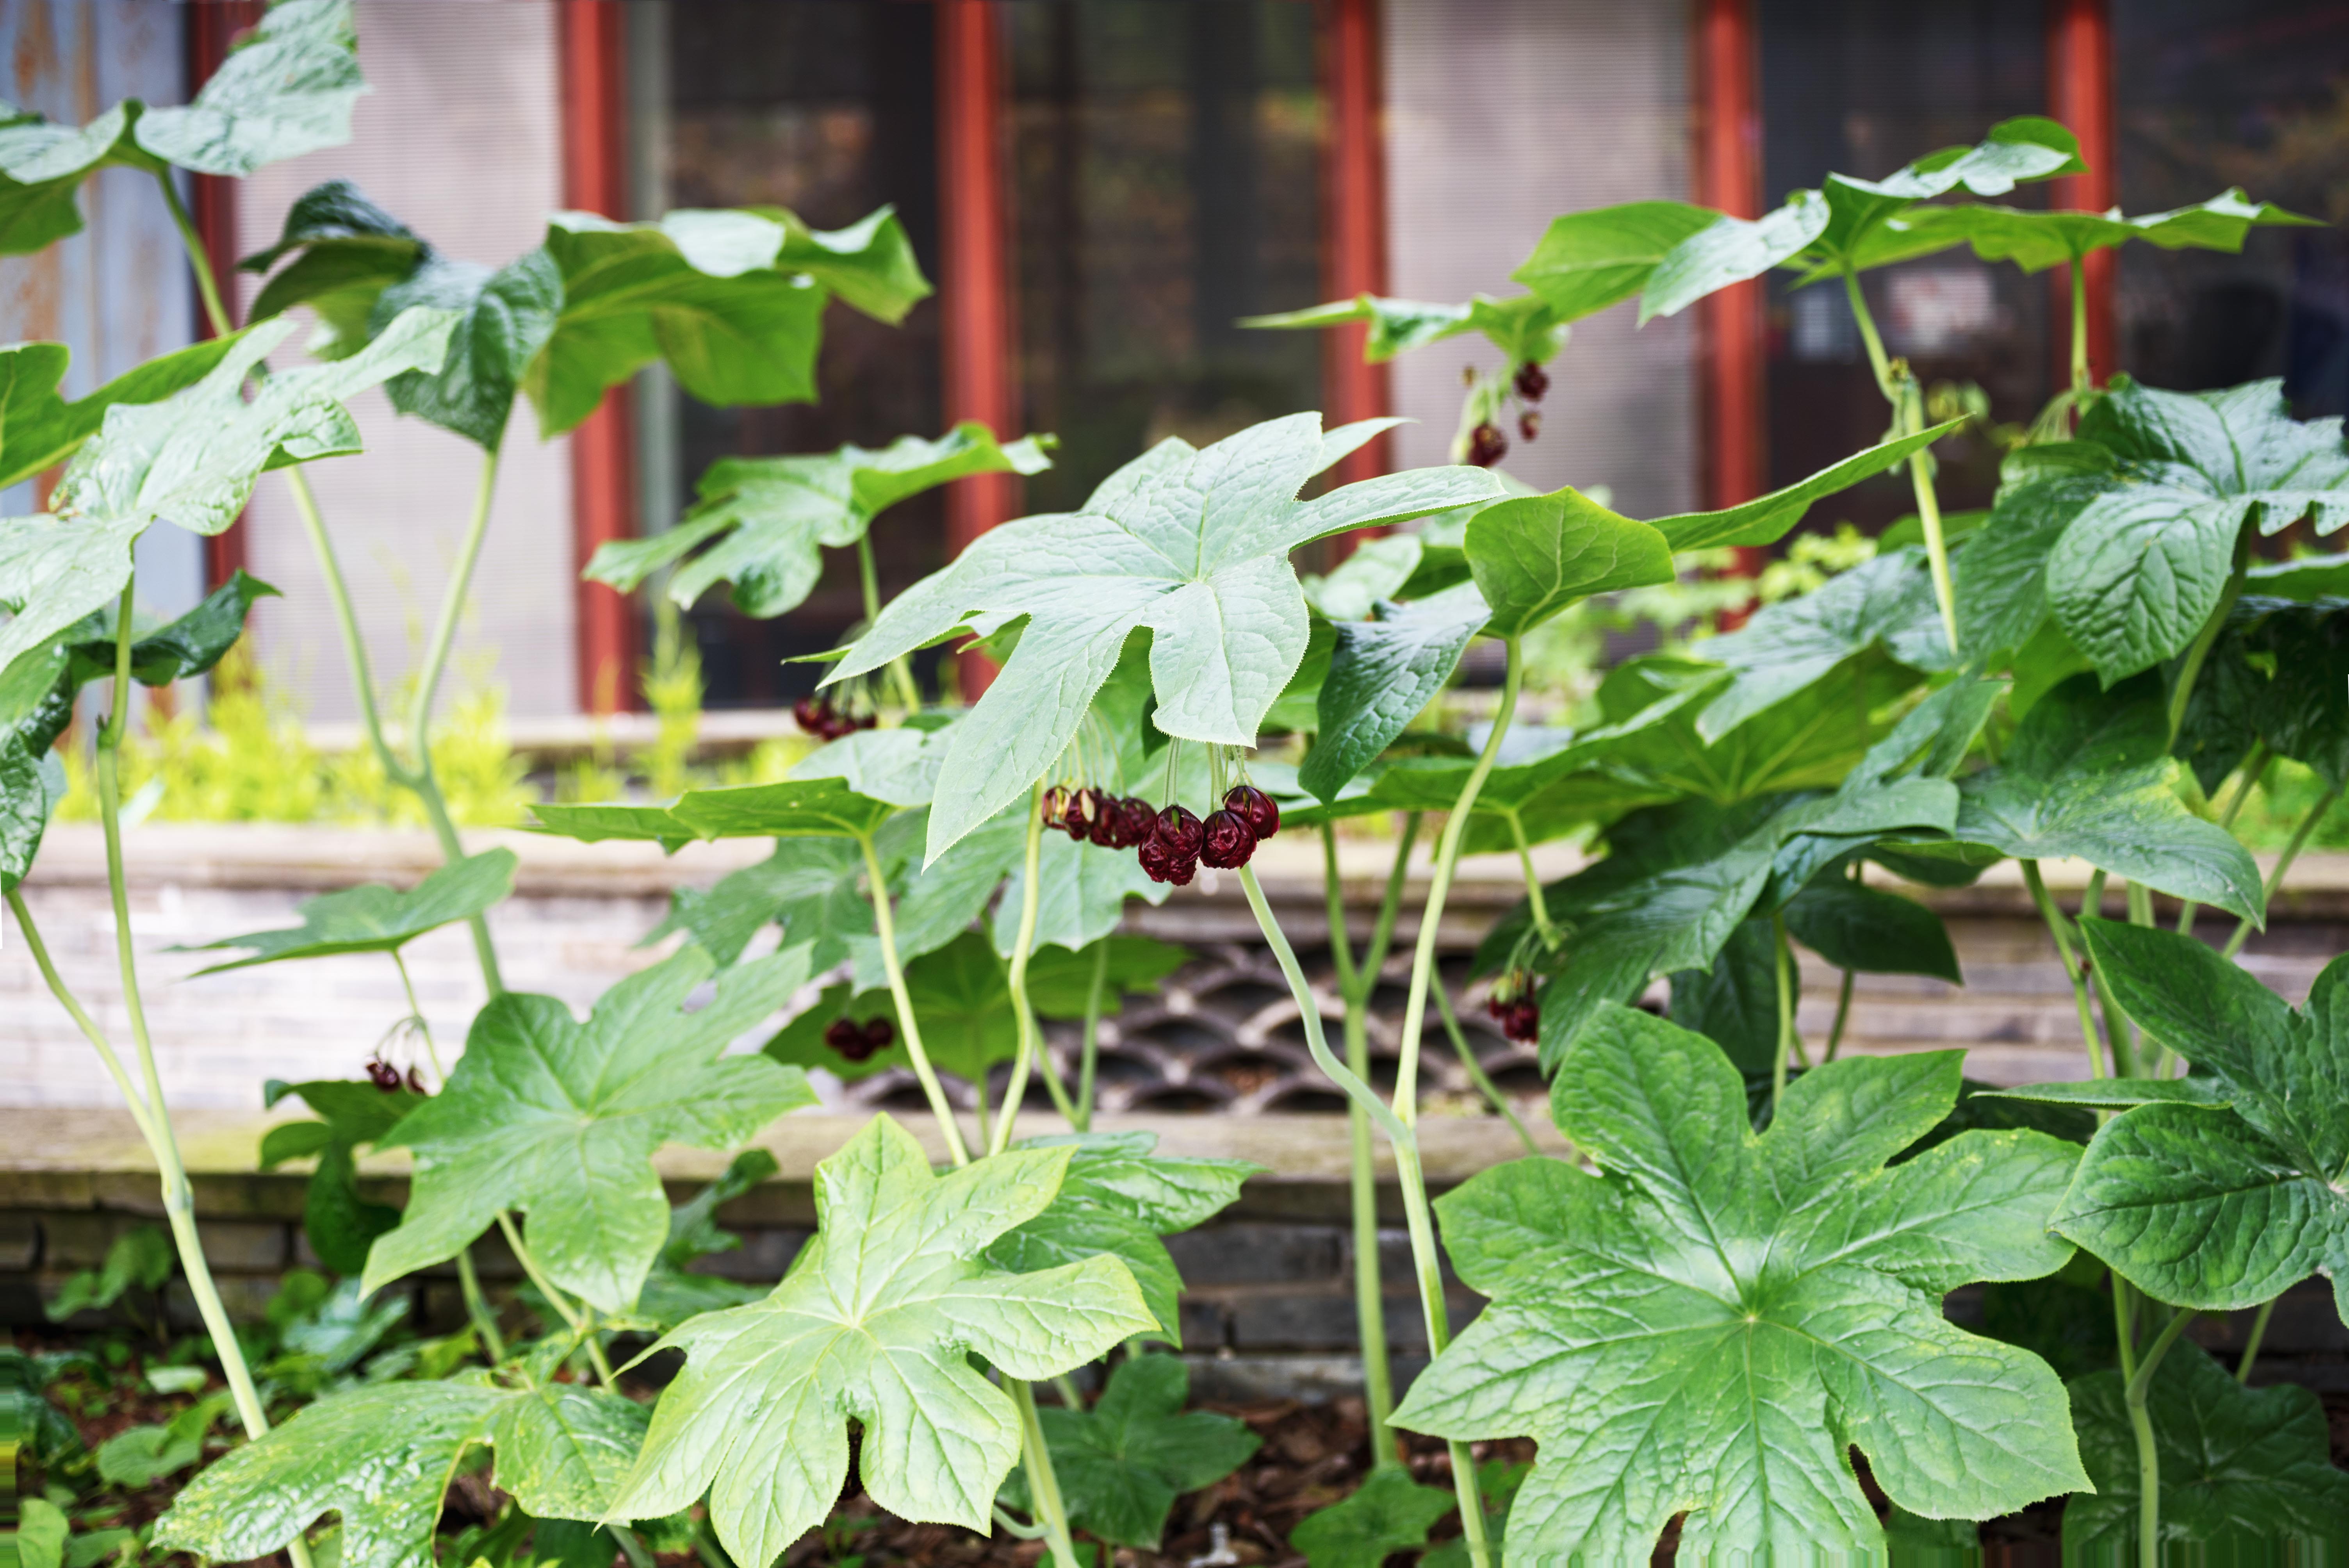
top-left (605, 1116), bottom-right (1154, 1568)
top-left (181, 849), bottom-right (515, 973)
top-left (43, 1225), bottom-right (172, 1324)
top-left (1242, 290), bottom-right (1567, 364)
top-left (1002, 1355), bottom-right (1259, 1549)
top-left (362, 946), bottom-right (819, 1312)
top-left (2051, 921), bottom-right (2349, 1324)
top-left (153, 1377), bottom-right (649, 1568)
top-left (261, 1077), bottom-right (424, 1276)
top-left (2064, 1342), bottom-right (2349, 1560)
top-left (1395, 1010), bottom-right (2087, 1559)
top-left (1290, 1466), bottom-right (1457, 1568)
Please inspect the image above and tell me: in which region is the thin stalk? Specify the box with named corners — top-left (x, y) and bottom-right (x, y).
top-left (857, 534), bottom-right (923, 714)
top-left (2169, 563), bottom-right (2249, 754)
top-left (1505, 810), bottom-right (1556, 948)
top-left (494, 1212), bottom-right (614, 1385)
top-left (858, 832), bottom-right (972, 1166)
top-left (2126, 1309), bottom-right (2196, 1568)
top-left (989, 783), bottom-right (1050, 1156)
top-left (156, 169), bottom-right (234, 339)
top-left (2223, 777), bottom-right (2342, 960)
top-left (1770, 913), bottom-right (1798, 1113)
top-left (7, 889), bottom-right (159, 1147)
top-left (2179, 742), bottom-right (2270, 937)
top-left (1075, 940), bottom-right (1109, 1132)
top-left (612, 1526), bottom-right (657, 1568)
top-left (1822, 968), bottom-right (1856, 1063)
top-left (1432, 981), bottom-right (1539, 1156)
top-left (1844, 269), bottom-right (1957, 655)
top-left (2069, 257), bottom-right (2091, 394)
top-left (2025, 861), bottom-right (2110, 1079)
top-left (2237, 1296), bottom-right (2279, 1386)
top-left (455, 1245), bottom-right (506, 1364)
top-left (392, 951), bottom-right (446, 1081)
top-left (1009, 1377), bottom-right (1084, 1568)
top-left (2082, 872), bottom-right (2140, 1080)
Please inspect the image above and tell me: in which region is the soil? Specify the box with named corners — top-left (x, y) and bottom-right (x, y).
top-left (18, 1339), bottom-right (2349, 1567)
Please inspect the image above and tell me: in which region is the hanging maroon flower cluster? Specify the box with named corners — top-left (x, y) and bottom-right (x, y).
top-left (793, 694), bottom-right (875, 742)
top-left (823, 1015), bottom-right (895, 1062)
top-left (1465, 357), bottom-right (1551, 469)
top-left (1486, 979), bottom-right (1540, 1044)
top-left (1044, 786), bottom-right (1157, 850)
top-left (1043, 780), bottom-right (1281, 887)
top-left (366, 1056), bottom-right (427, 1093)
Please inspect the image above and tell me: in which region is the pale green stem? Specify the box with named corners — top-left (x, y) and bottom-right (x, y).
top-left (857, 533), bottom-right (923, 714)
top-left (2179, 741), bottom-right (2269, 938)
top-left (454, 1245), bottom-right (506, 1364)
top-left (2127, 1308), bottom-right (2196, 1568)
top-left (612, 1526), bottom-right (657, 1568)
top-left (2223, 778), bottom-right (2341, 961)
top-left (2167, 550), bottom-right (2248, 749)
top-left (408, 449), bottom-right (501, 756)
top-left (1505, 809), bottom-right (1556, 948)
top-left (1822, 968), bottom-right (1856, 1064)
top-left (1075, 940), bottom-right (1109, 1132)
top-left (7, 889), bottom-right (160, 1147)
top-left (1843, 269), bottom-right (1957, 655)
top-left (2025, 861), bottom-right (2110, 1079)
top-left (989, 782), bottom-right (1050, 1156)
top-left (2070, 257), bottom-right (2091, 394)
top-left (1432, 981), bottom-right (1539, 1157)
top-left (2237, 1296), bottom-right (2279, 1385)
top-left (155, 168), bottom-right (234, 339)
top-left (2082, 871), bottom-right (2140, 1080)
top-left (1770, 913), bottom-right (1798, 1114)
top-left (858, 831), bottom-right (973, 1167)
top-left (494, 1211), bottom-right (613, 1384)
top-left (1009, 1377), bottom-right (1084, 1568)
top-left (391, 950), bottom-right (446, 1082)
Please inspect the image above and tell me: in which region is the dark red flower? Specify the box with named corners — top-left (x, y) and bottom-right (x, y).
top-left (1199, 809), bottom-right (1255, 869)
top-left (793, 696), bottom-right (828, 734)
top-left (1513, 360), bottom-right (1549, 403)
top-left (1503, 998), bottom-right (1541, 1044)
top-left (1224, 784), bottom-right (1279, 841)
top-left (365, 1057), bottom-right (403, 1092)
top-left (861, 1016), bottom-right (894, 1051)
top-left (824, 1017), bottom-right (864, 1054)
top-left (1468, 422), bottom-right (1508, 468)
top-left (826, 1015), bottom-right (894, 1063)
top-left (1041, 786), bottom-right (1071, 826)
top-left (1518, 410), bottom-right (1542, 444)
top-left (1151, 804), bottom-right (1204, 859)
top-left (1113, 796), bottom-right (1158, 847)
top-left (405, 1066), bottom-right (428, 1095)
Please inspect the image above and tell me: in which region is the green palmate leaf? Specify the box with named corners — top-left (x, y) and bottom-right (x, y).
top-left (1982, 1077), bottom-right (2229, 1113)
top-left (528, 205), bottom-right (929, 436)
top-left (986, 1131), bottom-right (1257, 1346)
top-left (607, 1116), bottom-right (1153, 1568)
top-left (361, 946), bottom-right (818, 1313)
top-left (1463, 488), bottom-right (1674, 638)
top-left (1783, 878), bottom-right (1962, 984)
top-left (96, 1392), bottom-right (230, 1486)
top-left (241, 178), bottom-right (429, 360)
top-left (826, 412), bottom-right (1503, 862)
top-left (589, 424), bottom-right (1055, 617)
top-left (1667, 916), bottom-right (1782, 1075)
top-left (0, 1), bottom-right (360, 255)
top-left (1692, 547), bottom-right (1955, 741)
top-left (44, 1226), bottom-right (171, 1322)
top-left (1864, 187), bottom-right (2320, 278)
top-left (1300, 581), bottom-right (1489, 802)
top-left (1953, 442), bottom-right (2118, 660)
top-left (2053, 921), bottom-right (2349, 1323)
top-left (1003, 1355), bottom-right (1259, 1550)
top-left (648, 834), bottom-right (877, 971)
top-left (1952, 674), bottom-right (2263, 921)
top-left (0, 336), bottom-right (245, 491)
top-left (1240, 291), bottom-right (1567, 364)
top-left (0, 513), bottom-right (147, 683)
top-left (14, 1497), bottom-right (66, 1568)
top-left (990, 825), bottom-right (1178, 959)
top-left (1510, 201), bottom-right (1721, 322)
top-left (791, 720), bottom-right (956, 808)
top-left (2189, 597), bottom-right (2349, 789)
top-left (1290, 1467), bottom-right (1458, 1568)
top-left (1299, 532), bottom-right (1424, 621)
top-left (259, 1077), bottom-right (415, 1273)
top-left (368, 251), bottom-right (562, 449)
top-left (529, 774), bottom-right (900, 848)
top-left (2046, 377), bottom-right (2349, 681)
top-left (178, 848), bottom-right (516, 973)
top-left (2063, 1342), bottom-right (2349, 1561)
top-left (1640, 189), bottom-right (1831, 322)
top-left (1645, 420), bottom-right (1965, 552)
top-left (153, 1378), bottom-right (648, 1568)
top-left (636, 1149), bottom-right (781, 1330)
top-left (1395, 1012), bottom-right (2087, 1559)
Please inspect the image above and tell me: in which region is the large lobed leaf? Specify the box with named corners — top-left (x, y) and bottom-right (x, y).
top-left (0, 337), bottom-right (244, 492)
top-left (179, 849), bottom-right (515, 973)
top-left (1003, 1354), bottom-right (1260, 1550)
top-left (827, 413), bottom-right (1502, 862)
top-left (2050, 920), bottom-right (2349, 1326)
top-left (606, 1115), bottom-right (1154, 1568)
top-left (361, 946), bottom-right (818, 1313)
top-left (1394, 1009), bottom-right (2087, 1559)
top-left (1301, 581), bottom-right (1490, 803)
top-left (153, 1377), bottom-right (647, 1568)
top-left (1241, 290), bottom-right (1566, 365)
top-left (589, 424), bottom-right (1054, 617)
top-left (1859, 187), bottom-right (2319, 278)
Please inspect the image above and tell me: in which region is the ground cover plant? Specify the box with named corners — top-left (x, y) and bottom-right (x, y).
top-left (4, 9), bottom-right (2346, 1563)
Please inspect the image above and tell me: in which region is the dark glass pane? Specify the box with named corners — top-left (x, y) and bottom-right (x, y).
top-left (633, 2), bottom-right (942, 707)
top-left (1758, 0), bottom-right (2051, 529)
top-left (2113, 2), bottom-right (2349, 417)
top-left (1006, 0), bottom-right (1326, 516)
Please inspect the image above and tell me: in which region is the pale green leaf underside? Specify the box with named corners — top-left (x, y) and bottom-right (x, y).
top-left (179, 849), bottom-right (516, 973)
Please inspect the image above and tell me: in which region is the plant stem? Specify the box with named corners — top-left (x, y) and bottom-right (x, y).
top-left (1823, 968), bottom-right (1855, 1063)
top-left (2179, 742), bottom-right (2270, 938)
top-left (156, 169), bottom-right (235, 339)
top-left (2126, 1308), bottom-right (2195, 1568)
top-left (7, 889), bottom-right (160, 1147)
top-left (858, 831), bottom-right (973, 1166)
top-left (990, 783), bottom-right (1050, 1156)
top-left (494, 1212), bottom-right (614, 1384)
top-left (2237, 1295), bottom-right (2278, 1385)
top-left (856, 534), bottom-right (923, 714)
top-left (409, 450), bottom-right (501, 754)
top-left (1075, 940), bottom-right (1109, 1132)
top-left (2167, 546), bottom-right (2248, 749)
top-left (1432, 981), bottom-right (1539, 1156)
top-left (2081, 872), bottom-right (2140, 1080)
top-left (2025, 861), bottom-right (2110, 1079)
top-left (2223, 777), bottom-right (2341, 960)
top-left (454, 1245), bottom-right (506, 1363)
top-left (1844, 269), bottom-right (1957, 655)
top-left (1505, 810), bottom-right (1556, 948)
top-left (2069, 257), bottom-right (2091, 394)
top-left (612, 1526), bottom-right (657, 1568)
top-left (1770, 913), bottom-right (1798, 1113)
top-left (1009, 1377), bottom-right (1084, 1568)
top-left (392, 950), bottom-right (447, 1081)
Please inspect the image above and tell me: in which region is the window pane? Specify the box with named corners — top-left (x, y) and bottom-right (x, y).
top-left (633, 3), bottom-right (942, 707)
top-left (2114, 2), bottom-right (2349, 415)
top-left (1759, 0), bottom-right (2051, 525)
top-left (1006, 0), bottom-right (1325, 515)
